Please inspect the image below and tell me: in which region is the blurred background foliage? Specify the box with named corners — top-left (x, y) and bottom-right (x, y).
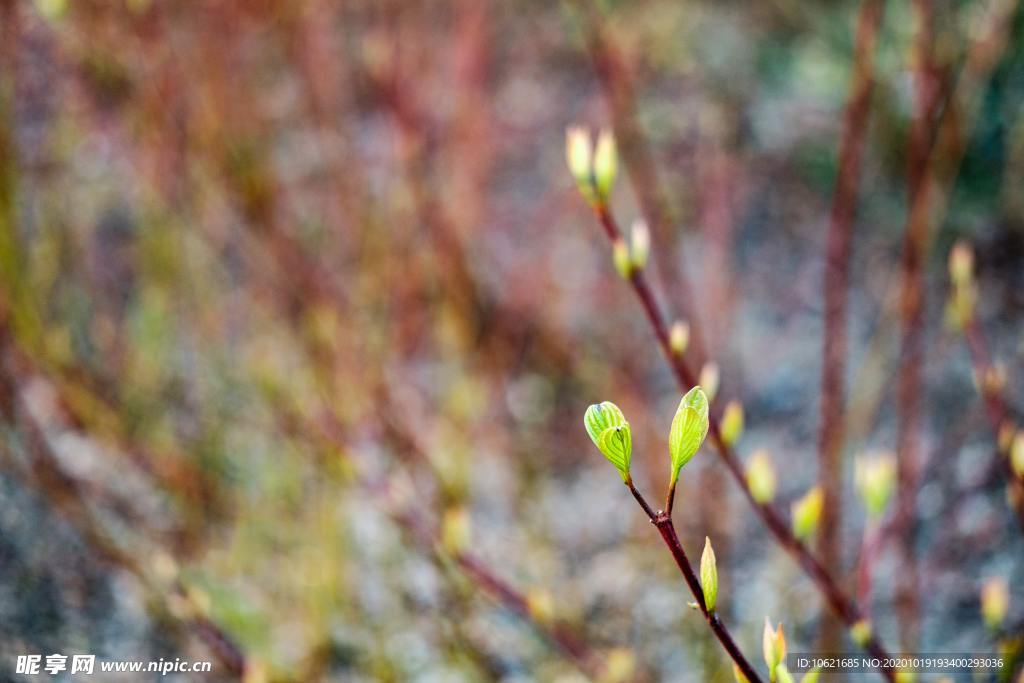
top-left (0, 0), bottom-right (1022, 681)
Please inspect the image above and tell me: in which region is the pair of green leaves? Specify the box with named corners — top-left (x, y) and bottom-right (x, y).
top-left (583, 386), bottom-right (709, 486)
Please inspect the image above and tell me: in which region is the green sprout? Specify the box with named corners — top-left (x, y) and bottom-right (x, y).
top-left (584, 401), bottom-right (632, 482)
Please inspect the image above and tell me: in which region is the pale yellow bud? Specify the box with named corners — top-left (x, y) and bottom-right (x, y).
top-left (612, 239), bottom-right (633, 279)
top-left (630, 218), bottom-right (650, 270)
top-left (949, 240), bottom-right (974, 286)
top-left (855, 454), bottom-right (896, 520)
top-left (669, 321), bottom-right (690, 355)
top-left (747, 450), bottom-right (777, 504)
top-left (981, 577), bottom-right (1009, 629)
top-left (721, 400), bottom-right (744, 446)
top-left (699, 362), bottom-right (720, 402)
top-left (441, 506), bottom-right (471, 554)
top-left (593, 129), bottom-right (617, 203)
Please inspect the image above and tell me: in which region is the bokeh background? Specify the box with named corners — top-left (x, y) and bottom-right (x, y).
top-left (1, 0), bottom-right (1023, 681)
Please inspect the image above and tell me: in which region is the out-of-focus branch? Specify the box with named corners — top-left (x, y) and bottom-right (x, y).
top-left (818, 0), bottom-right (885, 651)
top-left (0, 336), bottom-right (247, 679)
top-left (895, 0), bottom-right (1021, 648)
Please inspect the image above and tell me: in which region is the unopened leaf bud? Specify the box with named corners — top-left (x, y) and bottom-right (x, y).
top-left (630, 218), bottom-right (650, 270)
top-left (746, 450), bottom-right (777, 504)
top-left (669, 387), bottom-right (710, 486)
top-left (949, 240), bottom-right (974, 287)
top-left (700, 536), bottom-right (718, 612)
top-left (593, 129), bottom-right (617, 204)
top-left (669, 320), bottom-right (690, 355)
top-left (721, 400), bottom-right (744, 446)
top-left (699, 362), bottom-right (720, 403)
top-left (981, 577), bottom-right (1009, 629)
top-left (791, 485), bottom-right (824, 540)
top-left (855, 454), bottom-right (896, 520)
top-left (613, 239), bottom-right (633, 279)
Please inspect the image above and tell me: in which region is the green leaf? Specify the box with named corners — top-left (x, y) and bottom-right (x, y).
top-left (584, 402), bottom-right (631, 481)
top-left (668, 387), bottom-right (709, 483)
top-left (700, 536), bottom-right (718, 612)
top-left (598, 426), bottom-right (631, 481)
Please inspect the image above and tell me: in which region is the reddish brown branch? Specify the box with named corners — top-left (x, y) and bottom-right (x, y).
top-left (626, 484), bottom-right (763, 683)
top-left (818, 0), bottom-right (885, 649)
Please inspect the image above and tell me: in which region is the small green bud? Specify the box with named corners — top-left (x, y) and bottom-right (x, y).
top-left (981, 577), bottom-right (1009, 629)
top-left (612, 239), bottom-right (633, 279)
top-left (800, 670), bottom-right (821, 683)
top-left (791, 485), bottom-right (824, 540)
top-left (566, 126), bottom-right (595, 204)
top-left (593, 129), bottom-right (617, 203)
top-left (669, 320), bottom-right (690, 355)
top-left (762, 618), bottom-right (786, 681)
top-left (526, 588), bottom-right (555, 623)
top-left (721, 400), bottom-right (744, 446)
top-left (699, 362), bottom-right (720, 403)
top-left (441, 506), bottom-right (471, 554)
top-left (949, 240), bottom-right (974, 287)
top-left (855, 454), bottom-right (896, 519)
top-left (584, 402), bottom-right (632, 481)
top-left (849, 619), bottom-right (872, 647)
top-left (1011, 431), bottom-right (1024, 478)
top-left (700, 536), bottom-right (718, 612)
top-left (746, 450), bottom-right (777, 504)
top-left (629, 218), bottom-right (650, 270)
top-left (668, 387), bottom-right (710, 485)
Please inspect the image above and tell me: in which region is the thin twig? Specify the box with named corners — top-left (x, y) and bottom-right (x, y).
top-left (625, 483), bottom-right (763, 683)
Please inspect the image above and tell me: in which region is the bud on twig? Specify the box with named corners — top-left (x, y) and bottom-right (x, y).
top-left (762, 618), bottom-right (786, 682)
top-left (981, 577), bottom-right (1009, 629)
top-left (791, 485), bottom-right (824, 540)
top-left (721, 400), bottom-right (744, 446)
top-left (855, 454), bottom-right (895, 520)
top-left (668, 386), bottom-right (710, 487)
top-left (669, 320), bottom-right (690, 355)
top-left (700, 536), bottom-right (718, 612)
top-left (441, 506), bottom-right (471, 554)
top-left (629, 218), bottom-right (650, 271)
top-left (849, 619), bottom-right (872, 647)
top-left (584, 402), bottom-right (633, 482)
top-left (526, 588), bottom-right (556, 623)
top-left (699, 362), bottom-right (720, 403)
top-left (949, 240), bottom-right (974, 287)
top-left (746, 450), bottom-right (777, 504)
top-left (613, 239), bottom-right (633, 279)
top-left (566, 126), bottom-right (595, 205)
top-left (1012, 431), bottom-right (1024, 478)
top-left (593, 129), bottom-right (617, 203)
